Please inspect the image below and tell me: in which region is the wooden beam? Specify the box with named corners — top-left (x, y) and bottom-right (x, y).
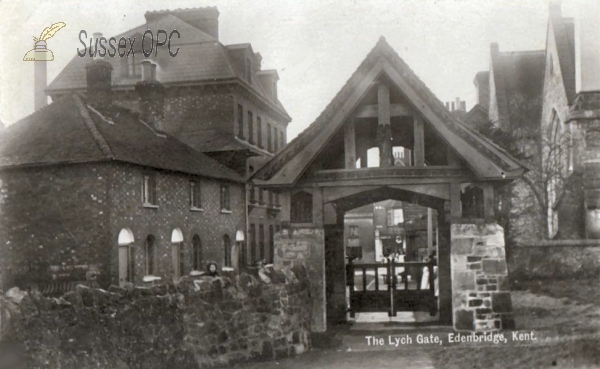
top-left (344, 118), bottom-right (356, 169)
top-left (280, 190), bottom-right (291, 224)
top-left (354, 103), bottom-right (413, 118)
top-left (447, 146), bottom-right (461, 166)
top-left (312, 187), bottom-right (324, 226)
top-left (483, 183), bottom-right (495, 223)
top-left (427, 207), bottom-right (433, 251)
top-left (414, 115), bottom-right (425, 167)
top-left (378, 83), bottom-right (393, 167)
top-left (449, 182), bottom-right (462, 220)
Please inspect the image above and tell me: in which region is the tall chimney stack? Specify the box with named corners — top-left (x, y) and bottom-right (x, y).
top-left (135, 61), bottom-right (165, 131)
top-left (34, 61), bottom-right (47, 110)
top-left (86, 59), bottom-right (113, 116)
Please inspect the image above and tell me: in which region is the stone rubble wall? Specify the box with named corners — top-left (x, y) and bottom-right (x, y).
top-left (0, 267), bottom-right (311, 369)
top-left (274, 226), bottom-right (326, 333)
top-left (451, 223), bottom-right (515, 332)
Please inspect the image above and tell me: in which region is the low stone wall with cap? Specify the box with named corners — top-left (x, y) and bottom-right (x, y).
top-left (451, 223), bottom-right (515, 332)
top-left (0, 267), bottom-right (311, 369)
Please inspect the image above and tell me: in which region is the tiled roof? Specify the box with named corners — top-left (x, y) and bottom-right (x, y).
top-left (253, 37), bottom-right (527, 185)
top-left (490, 49), bottom-right (545, 126)
top-left (549, 6), bottom-right (576, 103)
top-left (0, 94), bottom-right (244, 182)
top-left (46, 12), bottom-right (289, 120)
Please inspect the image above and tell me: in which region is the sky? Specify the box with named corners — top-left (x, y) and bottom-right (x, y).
top-left (0, 0), bottom-right (589, 139)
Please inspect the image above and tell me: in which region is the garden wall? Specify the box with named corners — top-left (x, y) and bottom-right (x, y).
top-left (0, 267), bottom-right (311, 369)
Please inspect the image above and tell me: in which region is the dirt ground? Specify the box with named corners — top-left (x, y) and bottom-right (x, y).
top-left (234, 278), bottom-right (600, 369)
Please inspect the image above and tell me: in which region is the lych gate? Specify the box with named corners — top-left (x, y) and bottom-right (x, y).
top-left (252, 37), bottom-right (526, 332)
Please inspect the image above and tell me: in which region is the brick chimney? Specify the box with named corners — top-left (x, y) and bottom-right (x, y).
top-left (257, 70), bottom-right (279, 103)
top-left (490, 42), bottom-right (500, 56)
top-left (135, 61), bottom-right (165, 131)
top-left (85, 59), bottom-right (113, 116)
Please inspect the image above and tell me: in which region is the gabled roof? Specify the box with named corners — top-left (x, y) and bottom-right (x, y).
top-left (46, 11), bottom-right (290, 120)
top-left (548, 6), bottom-right (576, 103)
top-left (253, 37), bottom-right (527, 186)
top-left (490, 49), bottom-right (546, 127)
top-left (0, 94), bottom-right (243, 182)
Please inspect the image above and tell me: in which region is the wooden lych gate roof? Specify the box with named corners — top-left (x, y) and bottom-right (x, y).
top-left (252, 37), bottom-right (527, 187)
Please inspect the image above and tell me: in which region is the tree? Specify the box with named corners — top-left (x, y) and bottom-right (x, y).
top-left (478, 94), bottom-right (573, 240)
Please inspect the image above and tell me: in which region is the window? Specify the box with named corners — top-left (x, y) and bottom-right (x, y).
top-left (268, 225), bottom-right (274, 263)
top-left (268, 190), bottom-right (273, 206)
top-left (275, 192), bottom-right (280, 206)
top-left (267, 123), bottom-right (273, 152)
top-left (387, 208), bottom-right (404, 227)
top-left (258, 187), bottom-right (264, 205)
top-left (220, 184), bottom-right (231, 211)
top-left (280, 130), bottom-right (285, 146)
top-left (237, 104), bottom-right (244, 139)
top-left (274, 126), bottom-right (279, 151)
top-left (248, 111), bottom-right (254, 144)
top-left (192, 235), bottom-right (202, 271)
top-left (349, 225), bottom-right (359, 238)
top-left (142, 174), bottom-right (157, 206)
top-left (145, 235), bottom-right (155, 276)
top-left (257, 116), bottom-right (263, 148)
top-left (190, 180), bottom-right (201, 209)
top-left (548, 177), bottom-right (559, 238)
top-left (259, 224), bottom-right (265, 261)
top-left (249, 223), bottom-right (256, 263)
top-left (224, 235), bottom-right (232, 267)
top-left (121, 56), bottom-right (139, 77)
top-left (118, 228), bottom-right (135, 285)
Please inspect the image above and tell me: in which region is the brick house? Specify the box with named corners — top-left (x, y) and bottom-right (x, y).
top-left (0, 60), bottom-right (246, 290)
top-left (464, 3), bottom-right (599, 242)
top-left (45, 7), bottom-right (292, 266)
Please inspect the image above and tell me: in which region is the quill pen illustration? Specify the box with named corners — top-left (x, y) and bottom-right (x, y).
top-left (38, 22), bottom-right (66, 41)
top-left (24, 22), bottom-right (66, 61)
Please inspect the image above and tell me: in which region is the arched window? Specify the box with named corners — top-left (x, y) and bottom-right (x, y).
top-left (171, 229), bottom-right (184, 279)
top-left (118, 228), bottom-right (135, 285)
top-left (145, 235), bottom-right (156, 276)
top-left (192, 235), bottom-right (202, 271)
top-left (223, 235), bottom-right (232, 267)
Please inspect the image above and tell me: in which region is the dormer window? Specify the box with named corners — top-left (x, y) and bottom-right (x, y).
top-left (246, 58), bottom-right (252, 83)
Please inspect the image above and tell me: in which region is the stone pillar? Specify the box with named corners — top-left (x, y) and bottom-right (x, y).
top-left (451, 223), bottom-right (514, 332)
top-left (274, 226), bottom-right (326, 332)
top-left (414, 115), bottom-right (425, 167)
top-left (377, 83), bottom-right (393, 167)
top-left (344, 118), bottom-right (356, 169)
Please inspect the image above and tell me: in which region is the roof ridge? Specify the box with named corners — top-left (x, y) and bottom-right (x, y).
top-left (72, 94), bottom-right (114, 158)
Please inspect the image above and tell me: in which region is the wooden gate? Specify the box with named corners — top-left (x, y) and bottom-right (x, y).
top-left (346, 258), bottom-right (438, 317)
